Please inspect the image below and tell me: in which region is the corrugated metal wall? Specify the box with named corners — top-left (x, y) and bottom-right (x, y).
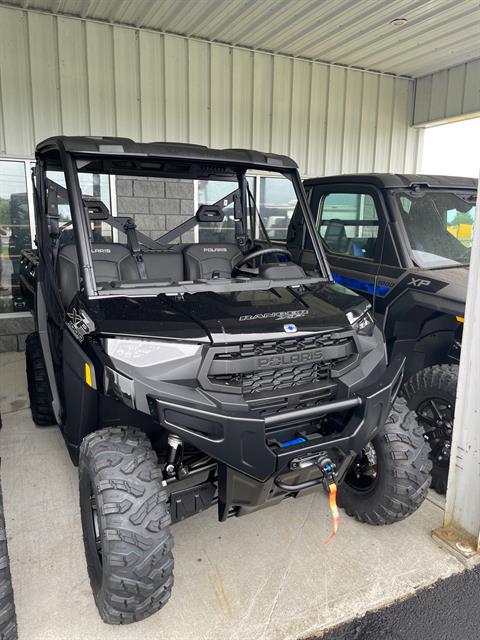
top-left (0, 6), bottom-right (421, 176)
top-left (413, 59), bottom-right (480, 126)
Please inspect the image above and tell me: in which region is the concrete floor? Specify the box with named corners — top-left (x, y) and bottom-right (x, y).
top-left (0, 351), bottom-right (465, 640)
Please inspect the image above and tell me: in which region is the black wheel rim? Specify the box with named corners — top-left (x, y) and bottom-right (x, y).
top-left (345, 442), bottom-right (379, 492)
top-left (416, 397), bottom-right (453, 470)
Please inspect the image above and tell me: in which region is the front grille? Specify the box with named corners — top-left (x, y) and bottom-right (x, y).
top-left (214, 332), bottom-right (351, 360)
top-left (207, 330), bottom-right (356, 397)
top-left (245, 360), bottom-right (330, 393)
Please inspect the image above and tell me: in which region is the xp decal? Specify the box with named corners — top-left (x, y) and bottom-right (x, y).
top-left (409, 277), bottom-right (432, 288)
top-left (66, 308), bottom-right (94, 342)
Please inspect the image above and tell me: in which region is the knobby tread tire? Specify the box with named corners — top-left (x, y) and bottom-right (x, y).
top-left (403, 364), bottom-right (458, 494)
top-left (0, 478), bottom-right (17, 640)
top-left (25, 333), bottom-right (55, 427)
top-left (337, 398), bottom-right (432, 525)
top-left (79, 426), bottom-right (174, 625)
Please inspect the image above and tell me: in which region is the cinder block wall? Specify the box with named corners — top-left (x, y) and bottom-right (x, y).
top-left (116, 177), bottom-right (195, 242)
top-left (0, 315), bottom-right (34, 352)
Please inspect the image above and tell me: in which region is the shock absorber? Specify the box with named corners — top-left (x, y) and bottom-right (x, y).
top-left (165, 434), bottom-right (183, 478)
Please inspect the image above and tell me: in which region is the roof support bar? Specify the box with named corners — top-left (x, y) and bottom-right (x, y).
top-left (57, 140), bottom-right (97, 297)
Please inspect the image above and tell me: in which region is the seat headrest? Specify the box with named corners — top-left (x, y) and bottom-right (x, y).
top-left (183, 243), bottom-right (241, 280)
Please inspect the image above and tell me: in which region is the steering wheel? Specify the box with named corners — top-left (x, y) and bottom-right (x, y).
top-left (232, 247), bottom-right (292, 276)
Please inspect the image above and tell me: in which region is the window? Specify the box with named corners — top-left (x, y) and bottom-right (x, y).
top-left (0, 158), bottom-right (115, 316)
top-left (47, 171), bottom-right (113, 247)
top-left (257, 176), bottom-right (296, 241)
top-left (0, 161), bottom-right (32, 313)
top-left (395, 190), bottom-right (476, 268)
top-left (318, 192), bottom-right (379, 259)
top-left (197, 179), bottom-right (238, 243)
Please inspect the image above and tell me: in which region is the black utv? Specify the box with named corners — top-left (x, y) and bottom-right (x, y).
top-left (21, 137), bottom-right (431, 624)
top-left (300, 174), bottom-right (477, 493)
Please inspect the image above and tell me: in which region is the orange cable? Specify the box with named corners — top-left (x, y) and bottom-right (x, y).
top-left (323, 482), bottom-right (339, 545)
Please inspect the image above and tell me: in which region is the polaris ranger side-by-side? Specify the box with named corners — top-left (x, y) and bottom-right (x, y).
top-left (300, 174), bottom-right (477, 492)
top-left (21, 138), bottom-right (431, 624)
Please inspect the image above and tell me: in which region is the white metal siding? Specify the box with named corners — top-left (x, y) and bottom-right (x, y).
top-left (0, 6), bottom-right (421, 175)
top-left (3, 0), bottom-right (478, 78)
top-left (413, 59), bottom-right (480, 126)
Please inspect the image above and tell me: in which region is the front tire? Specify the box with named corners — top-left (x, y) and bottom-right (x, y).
top-left (25, 333), bottom-right (55, 427)
top-left (403, 364), bottom-right (458, 494)
top-left (337, 398), bottom-right (432, 525)
top-left (79, 427), bottom-right (174, 625)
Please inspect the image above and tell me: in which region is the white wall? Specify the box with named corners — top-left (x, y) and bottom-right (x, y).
top-left (0, 6), bottom-right (421, 176)
top-left (413, 59), bottom-right (480, 126)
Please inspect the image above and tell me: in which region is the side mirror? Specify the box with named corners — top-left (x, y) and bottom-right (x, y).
top-left (83, 197), bottom-right (110, 221)
top-left (196, 204), bottom-right (224, 223)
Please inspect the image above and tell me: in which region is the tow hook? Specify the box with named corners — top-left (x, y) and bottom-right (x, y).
top-left (318, 458), bottom-right (336, 487)
top-left (318, 458), bottom-right (340, 545)
top-left (165, 434), bottom-right (188, 479)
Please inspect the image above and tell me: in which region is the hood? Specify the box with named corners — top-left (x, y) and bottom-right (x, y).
top-left (423, 265), bottom-right (469, 306)
top-left (86, 282), bottom-right (367, 343)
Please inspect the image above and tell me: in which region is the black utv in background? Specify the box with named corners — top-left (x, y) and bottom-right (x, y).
top-left (300, 174), bottom-right (477, 493)
top-left (21, 137), bottom-right (431, 624)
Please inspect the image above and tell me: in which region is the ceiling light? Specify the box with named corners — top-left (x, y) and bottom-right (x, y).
top-left (390, 17), bottom-right (408, 26)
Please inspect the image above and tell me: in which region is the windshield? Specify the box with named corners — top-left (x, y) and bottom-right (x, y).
top-left (395, 190), bottom-right (477, 268)
top-left (48, 159), bottom-right (325, 299)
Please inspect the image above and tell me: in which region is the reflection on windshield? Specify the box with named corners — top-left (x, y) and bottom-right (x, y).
top-left (396, 191), bottom-right (476, 268)
top-left (49, 164), bottom-right (325, 297)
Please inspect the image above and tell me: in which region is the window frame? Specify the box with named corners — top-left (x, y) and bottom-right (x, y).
top-left (0, 156), bottom-right (119, 315)
top-left (0, 157), bottom-right (36, 315)
top-left (195, 173), bottom-right (292, 245)
top-left (0, 157), bottom-right (36, 250)
top-left (312, 184), bottom-right (386, 264)
top-left (391, 187), bottom-right (477, 270)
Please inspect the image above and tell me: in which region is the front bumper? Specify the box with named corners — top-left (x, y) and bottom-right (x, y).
top-left (150, 353), bottom-right (405, 486)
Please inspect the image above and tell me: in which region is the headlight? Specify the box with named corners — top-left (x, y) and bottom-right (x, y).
top-left (105, 338), bottom-right (201, 367)
top-left (346, 308), bottom-right (375, 336)
top-left (103, 338), bottom-right (202, 409)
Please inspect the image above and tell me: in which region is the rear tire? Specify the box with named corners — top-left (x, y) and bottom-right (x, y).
top-left (25, 333), bottom-right (55, 427)
top-left (79, 426), bottom-right (174, 625)
top-left (403, 364), bottom-right (458, 494)
top-left (0, 476), bottom-right (17, 640)
top-left (337, 398), bottom-right (432, 525)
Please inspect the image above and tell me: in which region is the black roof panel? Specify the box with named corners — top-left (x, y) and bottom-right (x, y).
top-left (304, 173), bottom-right (477, 190)
top-left (36, 136), bottom-right (298, 170)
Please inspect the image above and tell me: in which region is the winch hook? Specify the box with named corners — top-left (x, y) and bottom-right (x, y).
top-left (318, 459), bottom-right (339, 545)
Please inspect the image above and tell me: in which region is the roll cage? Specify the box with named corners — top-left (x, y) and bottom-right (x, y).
top-left (33, 136), bottom-right (332, 305)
